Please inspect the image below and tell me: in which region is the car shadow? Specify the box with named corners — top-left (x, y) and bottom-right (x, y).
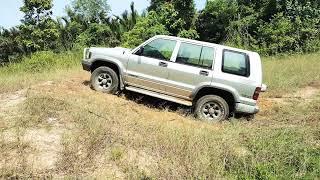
top-left (122, 90), bottom-right (192, 113)
top-left (82, 81), bottom-right (192, 116)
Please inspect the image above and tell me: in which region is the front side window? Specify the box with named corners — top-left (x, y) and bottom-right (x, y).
top-left (222, 50), bottom-right (250, 77)
top-left (140, 38), bottom-right (176, 61)
top-left (176, 42), bottom-right (214, 69)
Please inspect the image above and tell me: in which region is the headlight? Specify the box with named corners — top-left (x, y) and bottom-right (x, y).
top-left (84, 48), bottom-right (91, 59)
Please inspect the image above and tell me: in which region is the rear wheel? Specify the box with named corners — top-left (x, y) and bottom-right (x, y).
top-left (90, 66), bottom-right (119, 94)
top-left (195, 95), bottom-right (229, 122)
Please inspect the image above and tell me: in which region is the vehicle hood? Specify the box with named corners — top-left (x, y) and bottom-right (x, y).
top-left (90, 47), bottom-right (131, 56)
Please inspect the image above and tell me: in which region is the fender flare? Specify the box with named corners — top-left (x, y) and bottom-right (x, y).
top-left (191, 83), bottom-right (240, 103)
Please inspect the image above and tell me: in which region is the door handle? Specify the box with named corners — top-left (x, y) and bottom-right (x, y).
top-left (200, 70), bottom-right (209, 76)
top-left (159, 61), bottom-right (168, 67)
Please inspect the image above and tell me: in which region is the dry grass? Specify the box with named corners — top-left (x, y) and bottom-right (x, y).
top-left (0, 51), bottom-right (81, 93)
top-left (0, 52), bottom-right (320, 179)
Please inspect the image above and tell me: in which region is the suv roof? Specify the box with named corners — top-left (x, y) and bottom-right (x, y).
top-left (153, 35), bottom-right (256, 55)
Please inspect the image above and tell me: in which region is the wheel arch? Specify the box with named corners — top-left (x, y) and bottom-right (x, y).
top-left (192, 85), bottom-right (239, 113)
top-left (90, 58), bottom-right (125, 90)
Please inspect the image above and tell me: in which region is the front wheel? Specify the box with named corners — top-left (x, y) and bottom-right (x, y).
top-left (195, 95), bottom-right (229, 122)
top-left (90, 66), bottom-right (119, 94)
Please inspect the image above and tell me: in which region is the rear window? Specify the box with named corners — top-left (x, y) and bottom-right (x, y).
top-left (222, 50), bottom-right (250, 77)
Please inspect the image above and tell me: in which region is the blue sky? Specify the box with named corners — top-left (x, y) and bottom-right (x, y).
top-left (0, 0), bottom-right (206, 28)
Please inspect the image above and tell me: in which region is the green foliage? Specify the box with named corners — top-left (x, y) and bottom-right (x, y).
top-left (122, 11), bottom-right (169, 48)
top-left (1, 0), bottom-right (320, 64)
top-left (171, 0), bottom-right (196, 30)
top-left (157, 3), bottom-right (184, 36)
top-left (257, 13), bottom-right (297, 54)
top-left (114, 2), bottom-right (138, 33)
top-left (138, 1), bottom-right (199, 41)
top-left (19, 0), bottom-right (59, 53)
top-left (0, 28), bottom-right (24, 64)
top-left (112, 2), bottom-right (139, 41)
top-left (149, 0), bottom-right (195, 30)
top-left (197, 0), bottom-right (320, 55)
top-left (20, 0), bottom-right (53, 23)
top-left (148, 0), bottom-right (165, 11)
top-left (18, 19), bottom-right (60, 52)
top-left (178, 29), bottom-right (199, 40)
top-left (196, 0), bottom-right (238, 43)
top-left (76, 23), bottom-right (118, 47)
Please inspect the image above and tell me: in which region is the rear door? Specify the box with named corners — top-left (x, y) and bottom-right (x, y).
top-left (165, 42), bottom-right (216, 99)
top-left (126, 38), bottom-right (177, 92)
top-left (218, 49), bottom-right (257, 103)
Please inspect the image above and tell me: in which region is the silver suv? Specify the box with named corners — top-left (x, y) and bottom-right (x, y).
top-left (82, 35), bottom-right (267, 121)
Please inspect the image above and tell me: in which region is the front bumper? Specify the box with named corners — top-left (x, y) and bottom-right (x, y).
top-left (235, 103), bottom-right (260, 114)
top-left (82, 60), bottom-right (92, 72)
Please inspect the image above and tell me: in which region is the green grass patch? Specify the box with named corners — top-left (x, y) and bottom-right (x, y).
top-left (0, 51), bottom-right (81, 93)
top-left (263, 52), bottom-right (320, 97)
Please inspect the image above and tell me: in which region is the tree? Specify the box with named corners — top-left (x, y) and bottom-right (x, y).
top-left (196, 0), bottom-right (238, 43)
top-left (71, 0), bottom-right (110, 23)
top-left (0, 27), bottom-right (24, 64)
top-left (148, 0), bottom-right (196, 30)
top-left (172, 0), bottom-right (196, 30)
top-left (55, 7), bottom-right (89, 51)
top-left (195, 0), bottom-right (320, 54)
top-left (113, 2), bottom-right (139, 39)
top-left (157, 3), bottom-right (184, 36)
top-left (76, 23), bottom-right (118, 47)
top-left (122, 11), bottom-right (169, 48)
top-left (18, 0), bottom-right (59, 52)
top-left (148, 0), bottom-right (167, 11)
top-left (20, 0), bottom-right (53, 25)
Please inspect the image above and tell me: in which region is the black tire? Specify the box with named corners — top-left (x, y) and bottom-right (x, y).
top-left (90, 66), bottom-right (119, 94)
top-left (195, 95), bottom-right (229, 122)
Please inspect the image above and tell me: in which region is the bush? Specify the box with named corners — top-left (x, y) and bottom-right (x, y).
top-left (0, 51), bottom-right (81, 74)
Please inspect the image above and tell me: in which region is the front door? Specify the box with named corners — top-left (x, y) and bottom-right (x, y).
top-left (166, 42), bottom-right (216, 99)
top-left (126, 38), bottom-right (177, 93)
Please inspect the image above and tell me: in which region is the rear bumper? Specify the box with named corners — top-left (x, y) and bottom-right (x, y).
top-left (235, 103), bottom-right (259, 114)
top-left (82, 60), bottom-right (92, 72)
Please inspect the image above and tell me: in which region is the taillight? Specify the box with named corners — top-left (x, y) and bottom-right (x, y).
top-left (253, 87), bottom-right (261, 100)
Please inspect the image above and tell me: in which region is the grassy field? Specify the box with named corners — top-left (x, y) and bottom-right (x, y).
top-left (0, 51), bottom-right (319, 179)
top-left (0, 51), bottom-right (81, 93)
top-left (263, 52), bottom-right (320, 97)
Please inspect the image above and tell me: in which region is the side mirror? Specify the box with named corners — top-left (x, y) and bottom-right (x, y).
top-left (135, 46), bottom-right (144, 56)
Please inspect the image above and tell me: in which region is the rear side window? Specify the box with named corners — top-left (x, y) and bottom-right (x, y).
top-left (222, 50), bottom-right (250, 77)
top-left (176, 42), bottom-right (214, 69)
top-left (200, 46), bottom-right (214, 69)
